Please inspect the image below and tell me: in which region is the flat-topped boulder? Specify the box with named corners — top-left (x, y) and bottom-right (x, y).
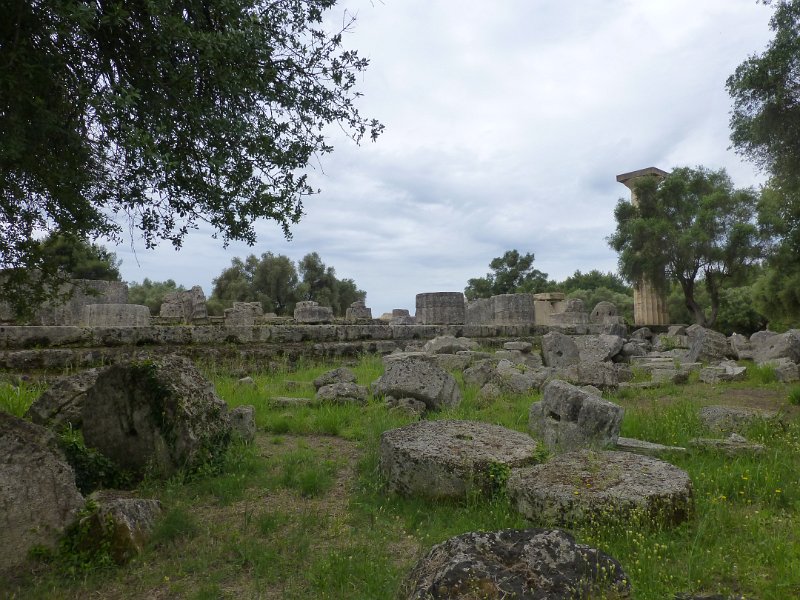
top-left (313, 367), bottom-right (357, 390)
top-left (401, 528), bottom-right (631, 600)
top-left (345, 300), bottom-right (372, 321)
top-left (422, 335), bottom-right (477, 354)
top-left (689, 433), bottom-right (765, 456)
top-left (316, 382), bottom-right (368, 405)
top-left (380, 420), bottom-right (541, 499)
top-left (699, 405), bottom-right (779, 434)
top-left (508, 450), bottom-right (693, 527)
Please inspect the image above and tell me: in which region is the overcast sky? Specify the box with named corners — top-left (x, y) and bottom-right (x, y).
top-left (113, 0), bottom-right (774, 317)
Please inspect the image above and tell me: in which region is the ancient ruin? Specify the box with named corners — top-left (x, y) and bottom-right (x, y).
top-left (616, 167), bottom-right (670, 327)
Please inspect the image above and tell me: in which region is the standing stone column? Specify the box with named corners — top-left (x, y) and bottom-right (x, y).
top-left (415, 292), bottom-right (465, 325)
top-left (616, 167), bottom-right (670, 327)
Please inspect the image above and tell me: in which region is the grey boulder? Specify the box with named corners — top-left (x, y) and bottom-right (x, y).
top-left (372, 356), bottom-right (461, 411)
top-left (0, 412), bottom-right (85, 571)
top-left (81, 355), bottom-right (231, 477)
top-left (401, 528), bottom-right (630, 600)
top-left (529, 380), bottom-right (624, 452)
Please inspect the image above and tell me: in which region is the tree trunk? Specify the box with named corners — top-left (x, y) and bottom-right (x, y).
top-left (704, 270), bottom-right (720, 328)
top-left (679, 277), bottom-right (708, 327)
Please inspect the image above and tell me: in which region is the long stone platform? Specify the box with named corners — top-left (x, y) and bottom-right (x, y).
top-left (0, 322), bottom-right (609, 373)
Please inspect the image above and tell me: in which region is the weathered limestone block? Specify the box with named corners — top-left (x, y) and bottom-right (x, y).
top-left (492, 293), bottom-right (536, 325)
top-left (26, 367), bottom-right (105, 429)
top-left (293, 301), bottom-right (334, 324)
top-left (699, 361), bottom-right (747, 384)
top-left (81, 355), bottom-right (231, 476)
top-left (688, 433), bottom-right (765, 456)
top-left (503, 341), bottom-right (532, 352)
top-left (589, 301), bottom-right (618, 324)
top-left (630, 327), bottom-right (653, 341)
top-left (541, 331), bottom-right (580, 368)
top-left (508, 450), bottom-right (693, 527)
top-left (763, 358), bottom-right (800, 382)
top-left (615, 436), bottom-right (687, 456)
top-left (729, 333), bottom-right (753, 360)
top-left (159, 286), bottom-right (208, 323)
top-left (573, 334), bottom-right (624, 363)
top-left (345, 300), bottom-right (372, 321)
top-left (0, 412), bottom-right (85, 571)
top-left (316, 382), bottom-right (369, 405)
top-left (372, 356), bottom-right (462, 411)
top-left (561, 361), bottom-right (632, 388)
top-left (494, 349), bottom-right (543, 369)
top-left (549, 298), bottom-right (589, 326)
top-left (269, 396), bottom-right (313, 408)
top-left (401, 528), bottom-right (631, 600)
top-left (386, 396), bottom-right (427, 417)
top-left (687, 325), bottom-right (732, 363)
top-left (85, 490), bottom-right (163, 564)
top-left (313, 367), bottom-right (357, 390)
top-left (37, 279), bottom-right (129, 326)
top-left (432, 353), bottom-right (473, 372)
top-left (82, 304), bottom-right (151, 327)
top-left (532, 292), bottom-right (566, 326)
top-left (529, 380), bottom-right (624, 452)
top-left (230, 405), bottom-right (256, 442)
top-left (224, 302), bottom-right (263, 327)
top-left (752, 329), bottom-right (800, 364)
top-left (415, 292), bottom-right (465, 325)
top-left (699, 405), bottom-right (779, 434)
top-left (380, 420), bottom-right (540, 499)
top-left (422, 335), bottom-right (477, 354)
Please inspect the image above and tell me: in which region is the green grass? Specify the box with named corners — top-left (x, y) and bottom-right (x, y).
top-left (4, 354), bottom-right (800, 599)
top-left (0, 379), bottom-right (46, 417)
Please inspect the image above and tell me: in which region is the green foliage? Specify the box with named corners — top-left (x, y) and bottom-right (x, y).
top-left (58, 427), bottom-right (132, 495)
top-left (464, 249), bottom-right (553, 300)
top-left (789, 386), bottom-right (800, 405)
top-left (609, 166), bottom-right (762, 328)
top-left (728, 3), bottom-right (800, 328)
top-left (0, 379), bottom-right (43, 417)
top-left (1, 0), bottom-right (382, 310)
top-left (33, 500), bottom-right (116, 579)
top-left (149, 507), bottom-right (199, 546)
top-left (39, 233), bottom-right (121, 281)
top-left (127, 278), bottom-right (185, 315)
top-left (559, 269), bottom-right (631, 295)
top-left (747, 363), bottom-right (778, 385)
top-left (667, 280), bottom-right (767, 336)
top-left (209, 251), bottom-right (364, 316)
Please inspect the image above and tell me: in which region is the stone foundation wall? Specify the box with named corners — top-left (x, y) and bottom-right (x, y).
top-left (0, 322), bottom-right (607, 373)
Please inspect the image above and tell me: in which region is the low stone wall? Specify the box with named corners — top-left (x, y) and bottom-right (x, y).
top-left (0, 322), bottom-right (607, 373)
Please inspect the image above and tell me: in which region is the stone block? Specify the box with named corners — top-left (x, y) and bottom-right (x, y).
top-left (415, 292), bottom-right (465, 325)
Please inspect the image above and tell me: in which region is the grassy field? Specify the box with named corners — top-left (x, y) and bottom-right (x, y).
top-left (2, 354), bottom-right (800, 599)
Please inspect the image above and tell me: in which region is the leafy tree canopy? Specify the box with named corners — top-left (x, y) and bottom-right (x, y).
top-left (559, 270), bottom-right (630, 295)
top-left (464, 250), bottom-right (552, 300)
top-left (127, 278), bottom-right (185, 315)
top-left (1, 0), bottom-right (381, 308)
top-left (727, 1), bottom-right (800, 326)
top-left (38, 232), bottom-right (122, 281)
top-left (209, 251), bottom-right (363, 316)
top-left (608, 166), bottom-right (762, 328)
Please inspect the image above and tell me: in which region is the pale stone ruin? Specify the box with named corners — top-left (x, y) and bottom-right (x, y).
top-left (345, 299), bottom-right (372, 321)
top-left (616, 166), bottom-right (670, 327)
top-left (465, 293), bottom-right (535, 325)
top-left (415, 292), bottom-right (465, 325)
top-left (379, 419), bottom-right (540, 499)
top-left (36, 279), bottom-right (131, 326)
top-left (293, 300), bottom-right (334, 324)
top-left (82, 303), bottom-right (151, 327)
top-left (224, 301), bottom-right (263, 327)
top-left (159, 285), bottom-right (209, 323)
